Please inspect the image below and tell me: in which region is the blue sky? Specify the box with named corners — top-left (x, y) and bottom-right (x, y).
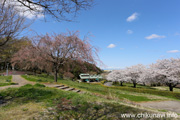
top-left (23, 0), bottom-right (180, 69)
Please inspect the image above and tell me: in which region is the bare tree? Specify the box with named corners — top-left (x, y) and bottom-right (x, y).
top-left (2, 0), bottom-right (94, 21)
top-left (0, 3), bottom-right (28, 47)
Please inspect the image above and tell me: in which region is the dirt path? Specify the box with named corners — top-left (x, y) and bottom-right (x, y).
top-left (0, 75), bottom-right (82, 93)
top-left (0, 75), bottom-right (35, 91)
top-left (104, 82), bottom-right (113, 86)
top-left (138, 100), bottom-right (180, 114)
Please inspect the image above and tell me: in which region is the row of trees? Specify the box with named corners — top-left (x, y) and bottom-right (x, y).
top-left (0, 1), bottom-right (99, 80)
top-left (0, 37), bottom-right (31, 70)
top-left (107, 58), bottom-right (180, 91)
top-left (11, 31), bottom-right (100, 82)
top-left (60, 60), bottom-right (102, 79)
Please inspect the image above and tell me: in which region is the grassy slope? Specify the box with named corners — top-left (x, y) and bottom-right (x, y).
top-left (0, 84), bottom-right (156, 120)
top-left (0, 76), bottom-right (14, 87)
top-left (0, 74), bottom-right (177, 119)
top-left (22, 75), bottom-right (180, 101)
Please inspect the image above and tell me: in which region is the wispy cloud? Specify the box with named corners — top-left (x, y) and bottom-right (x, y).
top-left (4, 0), bottom-right (44, 19)
top-left (127, 30), bottom-right (133, 34)
top-left (127, 13), bottom-right (139, 22)
top-left (104, 66), bottom-right (121, 70)
top-left (145, 34), bottom-right (166, 40)
top-left (175, 32), bottom-right (180, 36)
top-left (107, 44), bottom-right (116, 48)
top-left (167, 50), bottom-right (180, 53)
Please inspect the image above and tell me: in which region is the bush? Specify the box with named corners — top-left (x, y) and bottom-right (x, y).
top-left (0, 84), bottom-right (54, 101)
top-left (34, 83), bottom-right (46, 87)
top-left (63, 72), bottom-right (74, 80)
top-left (100, 80), bottom-right (107, 84)
top-left (6, 79), bottom-right (11, 82)
top-left (37, 79), bottom-right (42, 82)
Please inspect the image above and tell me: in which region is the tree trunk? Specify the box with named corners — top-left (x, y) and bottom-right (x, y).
top-left (54, 70), bottom-right (58, 82)
top-left (53, 63), bottom-right (58, 82)
top-left (169, 83), bottom-right (173, 92)
top-left (120, 82), bottom-right (123, 86)
top-left (33, 69), bottom-right (36, 76)
top-left (143, 82), bottom-right (146, 86)
top-left (133, 82), bottom-right (136, 88)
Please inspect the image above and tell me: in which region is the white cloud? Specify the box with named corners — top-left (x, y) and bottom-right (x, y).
top-left (127, 30), bottom-right (133, 34)
top-left (167, 50), bottom-right (180, 53)
top-left (145, 34), bottom-right (166, 40)
top-left (4, 0), bottom-right (44, 19)
top-left (107, 44), bottom-right (116, 48)
top-left (127, 13), bottom-right (139, 22)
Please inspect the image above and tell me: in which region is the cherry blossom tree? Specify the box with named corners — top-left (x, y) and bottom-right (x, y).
top-left (107, 58), bottom-right (180, 91)
top-left (151, 58), bottom-right (180, 91)
top-left (139, 67), bottom-right (161, 86)
top-left (11, 44), bottom-right (50, 75)
top-left (107, 69), bottom-right (129, 86)
top-left (12, 31), bottom-right (99, 82)
top-left (125, 64), bottom-right (146, 88)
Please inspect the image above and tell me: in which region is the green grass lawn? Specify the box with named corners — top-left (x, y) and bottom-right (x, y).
top-left (0, 74), bottom-right (176, 119)
top-left (152, 86), bottom-right (180, 93)
top-left (0, 75), bottom-right (14, 87)
top-left (0, 84), bottom-right (157, 120)
top-left (22, 74), bottom-right (54, 83)
top-left (21, 74), bottom-right (180, 102)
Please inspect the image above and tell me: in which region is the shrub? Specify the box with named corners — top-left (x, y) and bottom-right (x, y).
top-left (37, 79), bottom-right (42, 82)
top-left (100, 80), bottom-right (107, 84)
top-left (6, 79), bottom-right (11, 82)
top-left (34, 83), bottom-right (46, 87)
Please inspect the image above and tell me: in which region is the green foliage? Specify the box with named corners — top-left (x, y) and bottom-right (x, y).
top-left (60, 60), bottom-right (103, 79)
top-left (0, 37), bottom-right (31, 70)
top-left (34, 83), bottom-right (46, 87)
top-left (0, 84), bottom-right (55, 101)
top-left (100, 80), bottom-right (108, 84)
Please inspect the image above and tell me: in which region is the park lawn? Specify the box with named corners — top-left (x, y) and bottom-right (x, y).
top-left (0, 84), bottom-right (159, 120)
top-left (113, 82), bottom-right (180, 93)
top-left (0, 76), bottom-right (14, 87)
top-left (152, 86), bottom-right (180, 93)
top-left (22, 74), bottom-right (54, 83)
top-left (21, 75), bottom-right (177, 102)
top-left (113, 82), bottom-right (155, 89)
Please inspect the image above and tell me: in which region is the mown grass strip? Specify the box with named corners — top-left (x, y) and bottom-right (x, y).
top-left (0, 76), bottom-right (14, 87)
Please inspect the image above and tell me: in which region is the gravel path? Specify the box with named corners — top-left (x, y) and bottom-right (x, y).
top-left (0, 75), bottom-right (35, 91)
top-left (139, 101), bottom-right (180, 113)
